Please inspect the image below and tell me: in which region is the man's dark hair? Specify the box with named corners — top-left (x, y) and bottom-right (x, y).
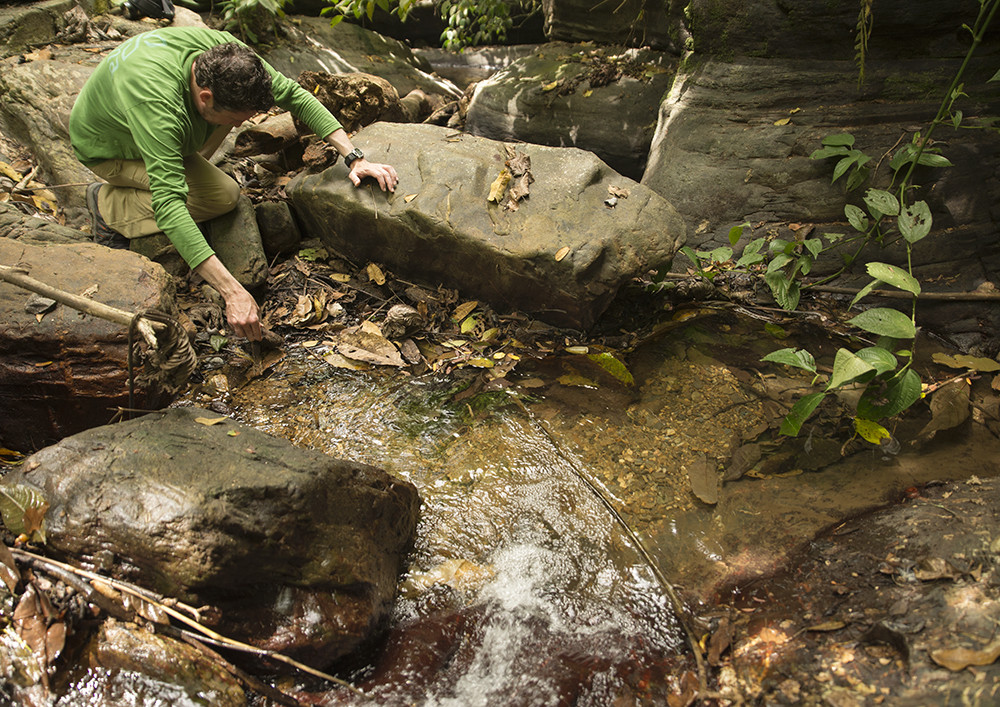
top-left (193, 42), bottom-right (273, 113)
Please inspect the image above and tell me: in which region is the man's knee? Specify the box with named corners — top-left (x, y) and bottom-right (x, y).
top-left (189, 174), bottom-right (240, 220)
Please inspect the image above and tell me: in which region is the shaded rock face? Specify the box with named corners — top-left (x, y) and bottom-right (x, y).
top-left (287, 122), bottom-right (685, 330)
top-left (686, 0), bottom-right (994, 61)
top-left (465, 43), bottom-right (677, 181)
top-left (13, 407), bottom-right (421, 666)
top-left (296, 70), bottom-right (406, 133)
top-left (542, 0), bottom-right (687, 52)
top-left (262, 16), bottom-right (462, 101)
top-left (0, 237), bottom-right (177, 451)
top-left (640, 57), bottom-right (1000, 295)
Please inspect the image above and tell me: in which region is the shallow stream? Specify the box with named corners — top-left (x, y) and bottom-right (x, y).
top-left (201, 307), bottom-right (1000, 703)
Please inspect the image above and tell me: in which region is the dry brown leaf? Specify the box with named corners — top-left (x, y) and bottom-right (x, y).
top-left (487, 168), bottom-right (511, 203)
top-left (453, 301), bottom-right (478, 321)
top-left (555, 246), bottom-right (570, 262)
top-left (194, 416), bottom-right (228, 426)
top-left (0, 543), bottom-right (20, 593)
top-left (930, 638), bottom-right (1000, 671)
top-left (367, 263), bottom-right (386, 285)
top-left (404, 193), bottom-right (418, 203)
top-left (688, 454), bottom-right (718, 505)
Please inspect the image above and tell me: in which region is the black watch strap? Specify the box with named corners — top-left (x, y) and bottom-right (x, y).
top-left (344, 148), bottom-right (364, 168)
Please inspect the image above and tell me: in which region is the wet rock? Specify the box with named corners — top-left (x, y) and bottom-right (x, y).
top-left (0, 237), bottom-right (178, 451)
top-left (465, 43), bottom-right (677, 181)
top-left (287, 122), bottom-right (685, 330)
top-left (10, 407), bottom-right (421, 666)
top-left (74, 618), bottom-right (245, 707)
top-left (255, 199), bottom-right (301, 260)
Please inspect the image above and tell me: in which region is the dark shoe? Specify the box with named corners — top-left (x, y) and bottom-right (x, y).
top-left (86, 182), bottom-right (130, 249)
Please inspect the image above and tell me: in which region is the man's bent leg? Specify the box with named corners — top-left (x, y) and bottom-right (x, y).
top-left (89, 155), bottom-right (240, 239)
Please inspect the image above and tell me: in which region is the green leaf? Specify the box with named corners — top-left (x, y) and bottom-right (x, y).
top-left (845, 204), bottom-right (869, 232)
top-left (848, 308), bottom-right (916, 339)
top-left (210, 334), bottom-right (228, 352)
top-left (916, 152), bottom-right (953, 168)
top-left (857, 368), bottom-right (922, 419)
top-left (0, 482), bottom-right (48, 542)
top-left (761, 347), bottom-right (817, 374)
top-left (845, 165), bottom-right (870, 192)
top-left (765, 271), bottom-right (800, 310)
top-left (854, 417), bottom-right (892, 444)
top-left (810, 145), bottom-right (850, 161)
top-left (864, 188), bottom-right (900, 217)
top-left (866, 262), bottom-right (920, 296)
top-left (736, 237), bottom-right (766, 267)
top-left (990, 68), bottom-right (1000, 82)
top-left (803, 238), bottom-right (823, 260)
top-left (821, 133), bottom-right (856, 147)
top-left (850, 279), bottom-right (880, 309)
top-left (780, 392), bottom-right (827, 436)
top-left (587, 352), bottom-right (635, 386)
top-left (827, 348), bottom-right (876, 390)
top-left (728, 222), bottom-right (751, 246)
top-left (855, 346), bottom-right (898, 375)
top-left (697, 246), bottom-right (733, 263)
top-left (680, 245), bottom-right (701, 268)
top-left (898, 200), bottom-right (932, 243)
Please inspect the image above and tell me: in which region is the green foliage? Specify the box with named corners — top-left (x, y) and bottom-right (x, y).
top-left (218, 0), bottom-right (290, 43)
top-left (750, 0), bottom-right (1000, 440)
top-left (0, 483), bottom-right (48, 544)
top-left (854, 0), bottom-right (874, 86)
top-left (322, 0), bottom-right (536, 49)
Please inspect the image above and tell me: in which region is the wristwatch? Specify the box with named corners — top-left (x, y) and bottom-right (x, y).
top-left (344, 148), bottom-right (364, 168)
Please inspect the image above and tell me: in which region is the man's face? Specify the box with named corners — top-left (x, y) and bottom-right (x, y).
top-left (199, 100), bottom-right (257, 128)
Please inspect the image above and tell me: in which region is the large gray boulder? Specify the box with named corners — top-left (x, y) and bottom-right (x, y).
top-left (465, 43), bottom-right (677, 180)
top-left (0, 233), bottom-right (178, 451)
top-left (287, 122), bottom-right (686, 330)
top-left (9, 406), bottom-right (421, 666)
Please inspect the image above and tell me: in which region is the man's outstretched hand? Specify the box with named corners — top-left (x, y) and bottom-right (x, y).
top-left (194, 255), bottom-right (262, 341)
top-left (349, 158), bottom-right (398, 192)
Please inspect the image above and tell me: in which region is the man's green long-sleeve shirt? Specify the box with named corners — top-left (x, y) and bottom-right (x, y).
top-left (69, 27), bottom-right (342, 268)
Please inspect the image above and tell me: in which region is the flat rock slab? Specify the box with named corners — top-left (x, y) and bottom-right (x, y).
top-left (287, 122), bottom-right (685, 330)
top-left (9, 406), bottom-right (421, 665)
top-left (0, 235), bottom-right (177, 451)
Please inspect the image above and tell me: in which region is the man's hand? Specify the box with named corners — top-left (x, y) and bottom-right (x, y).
top-left (194, 255), bottom-right (262, 341)
top-left (349, 158), bottom-right (398, 192)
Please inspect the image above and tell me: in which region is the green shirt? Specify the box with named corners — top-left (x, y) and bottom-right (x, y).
top-left (69, 27), bottom-right (343, 268)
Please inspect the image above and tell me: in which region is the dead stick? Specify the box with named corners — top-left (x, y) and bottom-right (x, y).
top-left (0, 263), bottom-right (162, 348)
top-left (9, 548), bottom-right (368, 698)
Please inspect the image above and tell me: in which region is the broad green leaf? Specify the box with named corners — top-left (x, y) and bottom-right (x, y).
top-left (821, 133), bottom-right (855, 147)
top-left (697, 246), bottom-right (733, 263)
top-left (797, 255), bottom-right (812, 276)
top-left (765, 271), bottom-right (800, 310)
top-left (898, 201), bottom-right (932, 243)
top-left (890, 143), bottom-right (916, 172)
top-left (768, 239), bottom-right (795, 256)
top-left (761, 347), bottom-right (817, 374)
top-left (736, 237), bottom-right (766, 267)
top-left (854, 417), bottom-right (891, 444)
top-left (728, 222), bottom-right (751, 246)
top-left (780, 392), bottom-right (826, 436)
top-left (810, 145), bottom-right (850, 160)
top-left (803, 238), bottom-right (823, 260)
top-left (916, 152), bottom-right (953, 168)
top-left (856, 368), bottom-right (922, 419)
top-left (827, 348), bottom-right (876, 390)
top-left (855, 346), bottom-right (897, 375)
top-left (864, 188), bottom-right (900, 217)
top-left (848, 308), bottom-right (916, 339)
top-left (850, 279), bottom-right (880, 309)
top-left (680, 245), bottom-right (701, 268)
top-left (866, 262), bottom-right (920, 296)
top-left (832, 154), bottom-right (857, 183)
top-left (0, 482), bottom-right (48, 542)
top-left (767, 253), bottom-right (793, 272)
top-left (587, 352), bottom-right (635, 386)
top-left (845, 204), bottom-right (869, 232)
top-left (845, 166), bottom-right (870, 192)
